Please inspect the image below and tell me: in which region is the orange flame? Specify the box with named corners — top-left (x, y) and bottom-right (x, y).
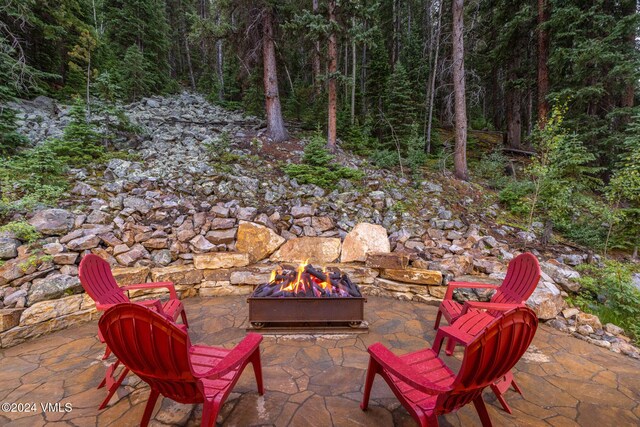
top-left (266, 261), bottom-right (349, 297)
top-left (279, 259), bottom-right (308, 293)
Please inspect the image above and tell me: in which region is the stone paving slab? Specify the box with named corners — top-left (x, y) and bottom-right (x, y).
top-left (0, 296), bottom-right (639, 426)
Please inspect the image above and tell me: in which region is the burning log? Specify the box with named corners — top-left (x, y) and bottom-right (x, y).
top-left (252, 261), bottom-right (362, 298)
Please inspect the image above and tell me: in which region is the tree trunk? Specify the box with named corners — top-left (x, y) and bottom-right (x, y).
top-left (391, 0), bottom-right (398, 69)
top-left (200, 0), bottom-right (209, 62)
top-left (537, 0), bottom-right (550, 128)
top-left (622, 0), bottom-right (635, 109)
top-left (351, 17), bottom-right (357, 126)
top-left (425, 0), bottom-right (442, 154)
top-left (452, 0), bottom-right (468, 180)
top-left (262, 7), bottom-right (288, 143)
top-left (361, 34), bottom-right (367, 116)
top-left (327, 0), bottom-right (338, 151)
top-left (86, 53), bottom-right (91, 120)
top-left (216, 37), bottom-right (224, 100)
top-left (184, 37), bottom-right (195, 90)
top-left (505, 88), bottom-right (522, 148)
top-left (312, 0), bottom-right (321, 96)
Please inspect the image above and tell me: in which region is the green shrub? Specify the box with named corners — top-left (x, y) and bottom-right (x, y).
top-left (405, 129), bottom-right (427, 181)
top-left (0, 142), bottom-right (68, 216)
top-left (470, 115), bottom-right (494, 131)
top-left (573, 261), bottom-right (640, 344)
top-left (19, 254), bottom-right (53, 272)
top-left (498, 180), bottom-right (535, 216)
top-left (48, 100), bottom-right (104, 166)
top-left (342, 119), bottom-right (376, 156)
top-left (474, 150), bottom-right (510, 189)
top-left (370, 149), bottom-right (399, 169)
top-left (0, 220), bottom-right (41, 243)
top-left (284, 133), bottom-right (364, 189)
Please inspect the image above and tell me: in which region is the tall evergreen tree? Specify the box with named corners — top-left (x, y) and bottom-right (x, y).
top-left (121, 44), bottom-right (155, 100)
top-left (104, 0), bottom-right (171, 94)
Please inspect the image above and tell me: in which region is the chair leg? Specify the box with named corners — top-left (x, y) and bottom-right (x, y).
top-left (511, 378), bottom-right (524, 396)
top-left (180, 309), bottom-right (189, 328)
top-left (445, 338), bottom-right (456, 356)
top-left (201, 398), bottom-right (222, 427)
top-left (422, 414), bottom-right (439, 427)
top-left (250, 350), bottom-right (264, 395)
top-left (433, 311), bottom-right (442, 330)
top-left (360, 358), bottom-right (378, 411)
top-left (472, 396), bottom-right (493, 427)
top-left (98, 359), bottom-right (120, 389)
top-left (102, 346), bottom-right (111, 360)
top-left (99, 366), bottom-right (129, 410)
top-left (140, 389), bottom-right (160, 427)
top-left (490, 371), bottom-right (517, 414)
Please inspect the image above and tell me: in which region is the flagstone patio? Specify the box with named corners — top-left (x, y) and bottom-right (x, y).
top-left (0, 295), bottom-right (639, 426)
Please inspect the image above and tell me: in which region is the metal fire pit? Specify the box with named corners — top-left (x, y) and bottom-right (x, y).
top-left (247, 296), bottom-right (368, 333)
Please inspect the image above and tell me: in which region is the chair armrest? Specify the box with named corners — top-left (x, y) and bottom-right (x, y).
top-left (367, 343), bottom-right (450, 395)
top-left (136, 299), bottom-right (165, 313)
top-left (122, 282), bottom-right (178, 299)
top-left (432, 325), bottom-right (475, 355)
top-left (95, 302), bottom-right (116, 311)
top-left (460, 301), bottom-right (521, 316)
top-left (192, 333), bottom-right (263, 379)
top-left (444, 281), bottom-right (499, 300)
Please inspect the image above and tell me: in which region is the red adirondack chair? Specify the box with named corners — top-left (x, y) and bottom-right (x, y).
top-left (432, 252), bottom-right (540, 413)
top-left (78, 253), bottom-right (189, 409)
top-left (433, 252), bottom-right (540, 330)
top-left (98, 303), bottom-right (264, 427)
top-left (361, 306), bottom-right (538, 427)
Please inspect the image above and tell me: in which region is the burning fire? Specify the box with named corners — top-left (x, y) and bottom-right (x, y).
top-left (252, 260), bottom-right (361, 298)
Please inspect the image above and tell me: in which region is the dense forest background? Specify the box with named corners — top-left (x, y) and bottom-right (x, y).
top-left (1, 0), bottom-right (639, 255)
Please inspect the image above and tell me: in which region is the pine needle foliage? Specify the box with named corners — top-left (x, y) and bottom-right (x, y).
top-left (284, 132), bottom-right (364, 189)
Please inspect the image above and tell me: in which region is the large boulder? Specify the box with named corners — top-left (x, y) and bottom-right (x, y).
top-left (28, 209), bottom-right (75, 236)
top-left (526, 280), bottom-right (566, 320)
top-left (366, 252), bottom-right (410, 270)
top-left (66, 234), bottom-right (101, 251)
top-left (418, 255), bottom-right (474, 277)
top-left (380, 268), bottom-right (443, 285)
top-left (0, 238), bottom-right (20, 259)
top-left (236, 222), bottom-right (285, 262)
top-left (540, 261), bottom-right (581, 293)
top-left (20, 295), bottom-right (84, 325)
top-left (151, 265), bottom-right (203, 285)
top-left (111, 266), bottom-right (150, 285)
top-left (28, 274), bottom-right (82, 304)
top-left (271, 237), bottom-right (341, 264)
top-left (115, 244), bottom-right (150, 267)
top-left (193, 253), bottom-right (250, 270)
top-left (341, 223), bottom-right (390, 263)
top-left (0, 308), bottom-right (24, 332)
top-left (0, 258), bottom-right (27, 286)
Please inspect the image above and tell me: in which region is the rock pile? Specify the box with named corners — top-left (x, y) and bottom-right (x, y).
top-left (1, 93), bottom-right (635, 359)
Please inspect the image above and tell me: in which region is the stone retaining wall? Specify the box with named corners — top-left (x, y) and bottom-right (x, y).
top-left (0, 252), bottom-right (444, 348)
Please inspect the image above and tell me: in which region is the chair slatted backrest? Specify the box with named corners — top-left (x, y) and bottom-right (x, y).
top-left (435, 306), bottom-right (538, 414)
top-left (491, 253), bottom-right (540, 305)
top-left (99, 303), bottom-right (200, 401)
top-left (79, 254), bottom-right (128, 305)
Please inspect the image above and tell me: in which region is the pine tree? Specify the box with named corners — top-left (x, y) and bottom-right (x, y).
top-left (0, 87), bottom-right (28, 156)
top-left (120, 45), bottom-right (155, 101)
top-left (48, 100), bottom-right (104, 166)
top-left (384, 63), bottom-right (417, 139)
top-left (103, 0), bottom-right (171, 94)
top-left (0, 33), bottom-right (29, 155)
